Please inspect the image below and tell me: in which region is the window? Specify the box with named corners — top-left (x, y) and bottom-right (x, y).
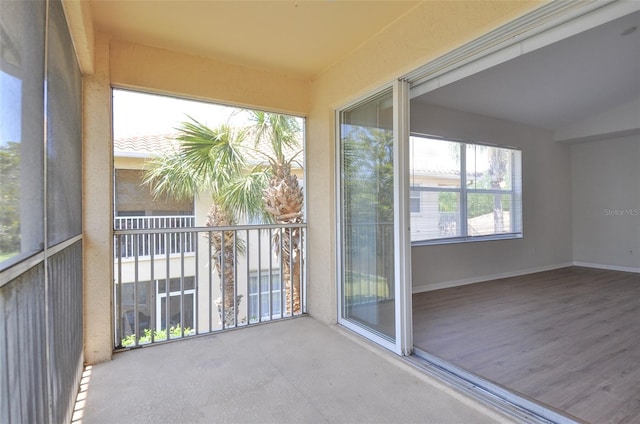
top-left (156, 277), bottom-right (196, 331)
top-left (410, 135), bottom-right (522, 244)
top-left (248, 271), bottom-right (281, 321)
top-left (121, 280), bottom-right (151, 336)
top-left (114, 169), bottom-right (193, 217)
top-left (410, 188), bottom-right (421, 213)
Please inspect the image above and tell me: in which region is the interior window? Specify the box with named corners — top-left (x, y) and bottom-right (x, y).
top-left (410, 135), bottom-right (522, 244)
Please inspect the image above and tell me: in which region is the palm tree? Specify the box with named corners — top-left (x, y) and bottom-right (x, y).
top-left (250, 111), bottom-right (304, 314)
top-left (144, 120), bottom-right (249, 327)
top-left (143, 111), bottom-right (304, 325)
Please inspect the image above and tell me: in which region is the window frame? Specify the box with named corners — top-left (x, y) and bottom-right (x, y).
top-left (248, 270), bottom-right (282, 322)
top-left (409, 187), bottom-right (421, 213)
top-left (155, 277), bottom-right (196, 332)
top-left (410, 134), bottom-right (523, 246)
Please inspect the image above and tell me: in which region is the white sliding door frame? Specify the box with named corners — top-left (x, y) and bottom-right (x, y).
top-left (336, 80), bottom-right (412, 355)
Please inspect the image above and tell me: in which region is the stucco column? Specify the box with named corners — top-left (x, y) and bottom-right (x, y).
top-left (83, 33), bottom-right (113, 364)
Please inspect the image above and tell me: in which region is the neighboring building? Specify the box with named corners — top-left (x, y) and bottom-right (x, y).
top-left (113, 131), bottom-right (303, 341)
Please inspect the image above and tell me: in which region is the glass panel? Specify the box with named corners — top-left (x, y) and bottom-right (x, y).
top-left (410, 190), bottom-right (463, 242)
top-left (340, 89), bottom-right (395, 340)
top-left (409, 136), bottom-right (463, 242)
top-left (466, 144), bottom-right (513, 190)
top-left (410, 136), bottom-right (461, 189)
top-left (467, 193), bottom-right (513, 236)
top-left (157, 276), bottom-right (195, 293)
top-left (115, 169), bottom-right (193, 216)
top-left (0, 0), bottom-right (45, 269)
top-left (249, 273), bottom-right (282, 320)
top-left (160, 293), bottom-right (194, 330)
top-left (46, 0), bottom-right (82, 246)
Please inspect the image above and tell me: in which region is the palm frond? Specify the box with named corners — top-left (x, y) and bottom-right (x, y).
top-left (248, 110), bottom-right (301, 166)
top-left (219, 167), bottom-right (272, 224)
top-left (142, 152), bottom-right (201, 201)
top-left (175, 117), bottom-right (248, 195)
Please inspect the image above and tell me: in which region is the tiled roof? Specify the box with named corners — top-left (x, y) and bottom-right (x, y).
top-left (114, 130), bottom-right (302, 160)
top-left (113, 133), bottom-right (181, 156)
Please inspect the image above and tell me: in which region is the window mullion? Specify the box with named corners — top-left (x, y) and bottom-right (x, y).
top-left (460, 144), bottom-right (468, 238)
top-left (511, 151), bottom-right (517, 233)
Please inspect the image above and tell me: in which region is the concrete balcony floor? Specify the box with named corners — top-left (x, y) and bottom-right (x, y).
top-left (81, 317), bottom-right (515, 423)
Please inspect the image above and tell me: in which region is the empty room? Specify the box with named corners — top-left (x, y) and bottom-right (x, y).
top-left (409, 10), bottom-right (640, 424)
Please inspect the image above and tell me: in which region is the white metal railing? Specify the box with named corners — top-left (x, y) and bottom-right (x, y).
top-left (114, 215), bottom-right (196, 258)
top-left (113, 223), bottom-right (306, 348)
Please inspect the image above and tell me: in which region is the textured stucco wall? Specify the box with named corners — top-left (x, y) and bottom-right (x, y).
top-left (110, 40), bottom-right (311, 116)
top-left (83, 33), bottom-right (113, 364)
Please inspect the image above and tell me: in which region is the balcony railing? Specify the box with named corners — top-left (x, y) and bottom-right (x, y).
top-left (114, 215), bottom-right (196, 258)
top-left (113, 223), bottom-right (306, 348)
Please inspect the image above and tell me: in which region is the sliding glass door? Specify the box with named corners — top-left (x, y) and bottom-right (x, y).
top-left (337, 82), bottom-right (411, 354)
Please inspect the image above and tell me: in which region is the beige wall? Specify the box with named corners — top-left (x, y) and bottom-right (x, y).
top-left (110, 40), bottom-right (311, 116)
top-left (83, 33), bottom-right (113, 364)
top-left (81, 1), bottom-right (542, 362)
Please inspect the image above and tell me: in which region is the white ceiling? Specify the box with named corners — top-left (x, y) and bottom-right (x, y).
top-left (90, 0), bottom-right (420, 78)
top-left (413, 11), bottom-right (640, 131)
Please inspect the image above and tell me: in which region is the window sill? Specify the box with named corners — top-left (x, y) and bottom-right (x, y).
top-left (411, 232), bottom-right (522, 247)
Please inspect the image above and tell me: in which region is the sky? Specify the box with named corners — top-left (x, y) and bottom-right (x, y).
top-left (0, 71), bottom-right (22, 146)
top-left (112, 89), bottom-right (252, 139)
top-left (2, 82), bottom-right (250, 147)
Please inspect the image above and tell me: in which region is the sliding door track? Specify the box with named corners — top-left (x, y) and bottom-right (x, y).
top-left (408, 348), bottom-right (585, 424)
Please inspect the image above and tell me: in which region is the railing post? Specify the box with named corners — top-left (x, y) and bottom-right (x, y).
top-left (116, 234), bottom-right (123, 347)
top-left (257, 229), bottom-right (262, 322)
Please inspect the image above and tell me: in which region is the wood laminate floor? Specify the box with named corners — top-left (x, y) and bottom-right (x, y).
top-left (413, 266), bottom-right (640, 424)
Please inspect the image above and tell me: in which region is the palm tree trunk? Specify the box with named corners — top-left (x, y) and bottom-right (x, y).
top-left (264, 163), bottom-right (304, 315)
top-left (206, 203), bottom-right (241, 327)
top-left (280, 227), bottom-right (302, 315)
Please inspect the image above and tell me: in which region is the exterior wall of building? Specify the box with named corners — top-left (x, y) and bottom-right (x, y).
top-left (81, 2), bottom-right (542, 362)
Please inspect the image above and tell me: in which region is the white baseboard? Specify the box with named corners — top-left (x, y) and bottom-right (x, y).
top-left (573, 261), bottom-right (640, 274)
top-left (412, 262), bottom-right (574, 293)
top-left (412, 261), bottom-right (640, 294)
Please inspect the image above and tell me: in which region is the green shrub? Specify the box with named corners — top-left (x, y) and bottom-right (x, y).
top-left (121, 325), bottom-right (192, 347)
